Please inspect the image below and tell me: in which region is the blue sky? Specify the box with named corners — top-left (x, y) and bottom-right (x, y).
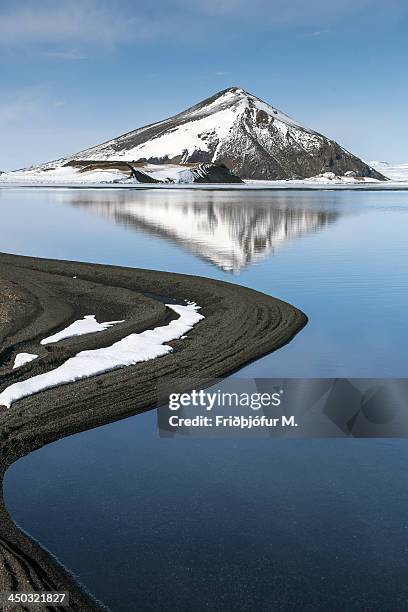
top-left (0, 0), bottom-right (407, 170)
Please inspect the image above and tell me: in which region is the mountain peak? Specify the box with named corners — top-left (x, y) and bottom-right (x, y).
top-left (37, 88), bottom-right (386, 181)
top-left (217, 86), bottom-right (249, 96)
top-left (187, 86), bottom-right (309, 134)
top-left (200, 86), bottom-right (257, 105)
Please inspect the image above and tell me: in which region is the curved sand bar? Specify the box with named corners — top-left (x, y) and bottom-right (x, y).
top-left (0, 252), bottom-right (307, 610)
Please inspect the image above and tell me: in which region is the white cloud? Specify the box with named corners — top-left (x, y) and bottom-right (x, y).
top-left (0, 1), bottom-right (159, 48)
top-left (306, 29), bottom-right (330, 37)
top-left (178, 0), bottom-right (401, 26)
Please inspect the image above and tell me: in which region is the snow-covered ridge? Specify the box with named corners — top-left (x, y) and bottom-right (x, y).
top-left (368, 161), bottom-right (408, 182)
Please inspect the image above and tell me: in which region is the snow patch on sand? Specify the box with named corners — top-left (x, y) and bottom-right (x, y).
top-left (13, 353), bottom-right (38, 369)
top-left (41, 315), bottom-right (124, 345)
top-left (0, 303), bottom-right (203, 408)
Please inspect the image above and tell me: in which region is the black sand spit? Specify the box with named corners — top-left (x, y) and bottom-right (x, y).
top-left (0, 252), bottom-right (307, 610)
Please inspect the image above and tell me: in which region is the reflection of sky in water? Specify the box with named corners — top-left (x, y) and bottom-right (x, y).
top-left (1, 188), bottom-right (407, 376)
top-left (5, 414), bottom-right (408, 612)
top-left (2, 188), bottom-right (408, 612)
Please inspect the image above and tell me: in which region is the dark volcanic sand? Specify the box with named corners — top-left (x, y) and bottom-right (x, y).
top-left (0, 252), bottom-right (307, 611)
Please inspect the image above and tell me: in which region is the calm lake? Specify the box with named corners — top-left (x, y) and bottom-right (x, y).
top-left (2, 187), bottom-right (408, 610)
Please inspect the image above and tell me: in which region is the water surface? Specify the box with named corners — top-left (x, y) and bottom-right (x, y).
top-left (2, 187), bottom-right (408, 610)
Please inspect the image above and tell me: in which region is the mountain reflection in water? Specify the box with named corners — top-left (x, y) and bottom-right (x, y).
top-left (69, 191), bottom-right (339, 272)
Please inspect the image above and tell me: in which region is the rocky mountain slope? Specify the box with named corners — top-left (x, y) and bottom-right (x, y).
top-left (61, 87), bottom-right (385, 181)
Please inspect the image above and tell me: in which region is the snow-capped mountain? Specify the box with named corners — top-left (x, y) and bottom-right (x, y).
top-left (61, 87), bottom-right (384, 181)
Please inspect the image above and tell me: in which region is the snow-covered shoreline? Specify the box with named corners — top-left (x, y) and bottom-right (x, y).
top-left (368, 161), bottom-right (408, 183)
top-left (1, 180), bottom-right (407, 190)
top-left (1, 162), bottom-right (407, 190)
